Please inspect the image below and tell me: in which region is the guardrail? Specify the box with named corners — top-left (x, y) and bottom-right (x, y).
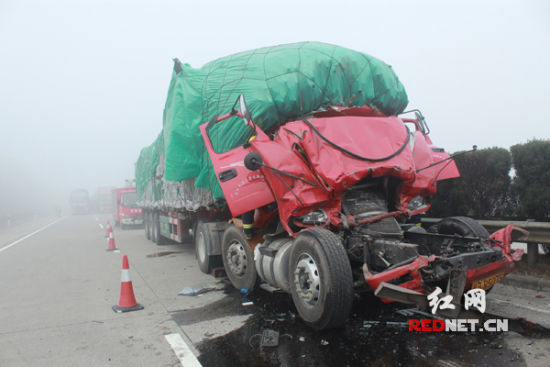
top-left (420, 217), bottom-right (550, 266)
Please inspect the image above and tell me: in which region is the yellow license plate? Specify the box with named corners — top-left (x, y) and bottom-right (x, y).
top-left (471, 273), bottom-right (504, 290)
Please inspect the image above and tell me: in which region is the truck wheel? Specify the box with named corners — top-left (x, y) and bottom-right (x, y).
top-left (195, 221), bottom-right (213, 273)
top-left (436, 216), bottom-right (489, 239)
top-left (150, 212), bottom-right (157, 243)
top-left (221, 225), bottom-right (256, 290)
top-left (289, 228), bottom-right (353, 330)
top-left (145, 211), bottom-right (151, 240)
top-left (154, 212), bottom-right (168, 245)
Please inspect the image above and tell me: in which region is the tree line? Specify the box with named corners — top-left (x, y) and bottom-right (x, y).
top-left (429, 139), bottom-right (550, 221)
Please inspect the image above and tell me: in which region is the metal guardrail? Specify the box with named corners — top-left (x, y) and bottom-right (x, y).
top-left (420, 217), bottom-right (550, 266)
top-left (420, 217), bottom-right (550, 245)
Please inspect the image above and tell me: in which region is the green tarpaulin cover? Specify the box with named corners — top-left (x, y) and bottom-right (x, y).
top-left (137, 41), bottom-right (408, 202)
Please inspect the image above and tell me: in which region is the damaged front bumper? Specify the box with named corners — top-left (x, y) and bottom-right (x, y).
top-left (364, 225), bottom-right (527, 308)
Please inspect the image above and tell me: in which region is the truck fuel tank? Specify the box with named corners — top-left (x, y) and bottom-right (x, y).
top-left (254, 238), bottom-right (293, 292)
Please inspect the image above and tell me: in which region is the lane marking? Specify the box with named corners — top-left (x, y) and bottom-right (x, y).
top-left (164, 333), bottom-right (202, 367)
top-left (99, 224), bottom-right (104, 229)
top-left (0, 218), bottom-right (65, 254)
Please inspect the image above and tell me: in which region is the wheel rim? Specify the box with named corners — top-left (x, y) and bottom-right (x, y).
top-left (293, 253), bottom-right (321, 306)
top-left (197, 231), bottom-right (207, 263)
top-left (226, 240), bottom-right (248, 277)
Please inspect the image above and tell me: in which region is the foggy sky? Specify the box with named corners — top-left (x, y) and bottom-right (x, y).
top-left (1, 0), bottom-right (549, 216)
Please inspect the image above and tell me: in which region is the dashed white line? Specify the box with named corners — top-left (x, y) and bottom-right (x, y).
top-left (0, 218), bottom-right (65, 254)
top-left (99, 223), bottom-right (104, 229)
top-left (164, 333), bottom-right (202, 367)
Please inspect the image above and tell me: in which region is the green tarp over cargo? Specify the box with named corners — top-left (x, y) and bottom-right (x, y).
top-left (158, 41), bottom-right (409, 200)
top-left (136, 132), bottom-right (164, 198)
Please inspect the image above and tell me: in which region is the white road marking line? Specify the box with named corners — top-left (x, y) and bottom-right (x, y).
top-left (0, 218), bottom-right (64, 254)
top-left (164, 333), bottom-right (202, 367)
top-left (99, 224), bottom-right (104, 229)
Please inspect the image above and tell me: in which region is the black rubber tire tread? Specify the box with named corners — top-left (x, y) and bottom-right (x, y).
top-left (289, 228), bottom-right (353, 330)
top-left (195, 221), bottom-right (212, 274)
top-left (221, 225), bottom-right (257, 290)
top-left (154, 212), bottom-right (169, 246)
top-left (437, 216), bottom-right (490, 239)
top-left (145, 211), bottom-right (151, 240)
top-left (150, 212), bottom-right (157, 243)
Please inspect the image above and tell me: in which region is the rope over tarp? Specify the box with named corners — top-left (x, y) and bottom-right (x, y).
top-left (136, 41), bottom-right (408, 202)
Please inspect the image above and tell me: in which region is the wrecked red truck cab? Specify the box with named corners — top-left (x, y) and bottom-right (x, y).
top-left (201, 95), bottom-right (524, 329)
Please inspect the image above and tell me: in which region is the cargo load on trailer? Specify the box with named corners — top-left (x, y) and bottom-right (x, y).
top-left (136, 41), bottom-right (408, 209)
top-left (136, 42), bottom-right (525, 330)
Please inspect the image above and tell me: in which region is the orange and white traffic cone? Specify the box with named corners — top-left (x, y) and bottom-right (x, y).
top-left (105, 220), bottom-right (113, 238)
top-left (106, 232), bottom-right (117, 251)
top-left (112, 255), bottom-right (143, 313)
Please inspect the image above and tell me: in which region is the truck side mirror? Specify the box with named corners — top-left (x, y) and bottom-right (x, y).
top-left (244, 152), bottom-right (263, 171)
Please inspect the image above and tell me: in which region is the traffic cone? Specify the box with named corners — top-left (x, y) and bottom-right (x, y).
top-left (106, 232), bottom-right (117, 251)
top-left (105, 220), bottom-right (113, 238)
top-left (113, 255), bottom-right (143, 313)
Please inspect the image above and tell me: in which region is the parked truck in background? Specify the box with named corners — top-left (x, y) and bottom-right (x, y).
top-left (136, 42), bottom-right (525, 330)
top-left (69, 189), bottom-right (90, 215)
top-left (113, 187), bottom-right (143, 229)
top-left (96, 186), bottom-right (115, 213)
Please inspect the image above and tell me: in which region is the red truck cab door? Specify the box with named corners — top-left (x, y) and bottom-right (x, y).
top-left (199, 111), bottom-right (275, 217)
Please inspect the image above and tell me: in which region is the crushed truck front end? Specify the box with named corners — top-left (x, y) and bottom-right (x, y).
top-left (201, 97), bottom-right (524, 329)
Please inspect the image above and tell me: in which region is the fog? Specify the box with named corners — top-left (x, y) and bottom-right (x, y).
top-left (1, 0), bottom-right (549, 219)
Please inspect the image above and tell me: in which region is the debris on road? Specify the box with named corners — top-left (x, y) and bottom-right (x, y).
top-left (178, 283), bottom-right (225, 296)
top-left (260, 329), bottom-right (279, 347)
top-left (362, 320), bottom-right (409, 328)
top-left (320, 339), bottom-right (329, 346)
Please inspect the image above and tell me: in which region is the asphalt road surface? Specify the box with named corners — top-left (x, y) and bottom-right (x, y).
top-left (1, 215), bottom-right (549, 367)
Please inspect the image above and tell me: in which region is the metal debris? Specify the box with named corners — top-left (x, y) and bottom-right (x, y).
top-left (260, 329), bottom-right (279, 347)
top-left (178, 283), bottom-right (225, 296)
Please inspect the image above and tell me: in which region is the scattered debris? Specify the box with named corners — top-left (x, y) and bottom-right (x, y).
top-left (320, 339), bottom-right (329, 346)
top-left (260, 329), bottom-right (279, 347)
top-left (178, 283), bottom-right (225, 296)
top-left (535, 295), bottom-right (546, 299)
top-left (242, 301), bottom-right (254, 306)
top-left (299, 336), bottom-right (305, 342)
top-left (362, 320), bottom-right (409, 328)
top-left (259, 283), bottom-right (282, 293)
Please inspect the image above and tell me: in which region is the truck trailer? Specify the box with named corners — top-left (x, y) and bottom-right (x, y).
top-left (136, 42), bottom-right (525, 329)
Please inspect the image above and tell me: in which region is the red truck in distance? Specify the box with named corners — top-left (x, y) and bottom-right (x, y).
top-left (69, 189), bottom-right (90, 215)
top-left (113, 187), bottom-right (143, 229)
top-left (96, 187), bottom-right (115, 213)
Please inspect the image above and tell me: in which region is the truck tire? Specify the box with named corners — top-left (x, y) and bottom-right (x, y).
top-left (195, 221), bottom-right (214, 273)
top-left (221, 225), bottom-right (257, 290)
top-left (145, 211), bottom-right (151, 240)
top-left (289, 228), bottom-right (353, 330)
top-left (436, 216), bottom-right (490, 239)
top-left (154, 212), bottom-right (168, 245)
